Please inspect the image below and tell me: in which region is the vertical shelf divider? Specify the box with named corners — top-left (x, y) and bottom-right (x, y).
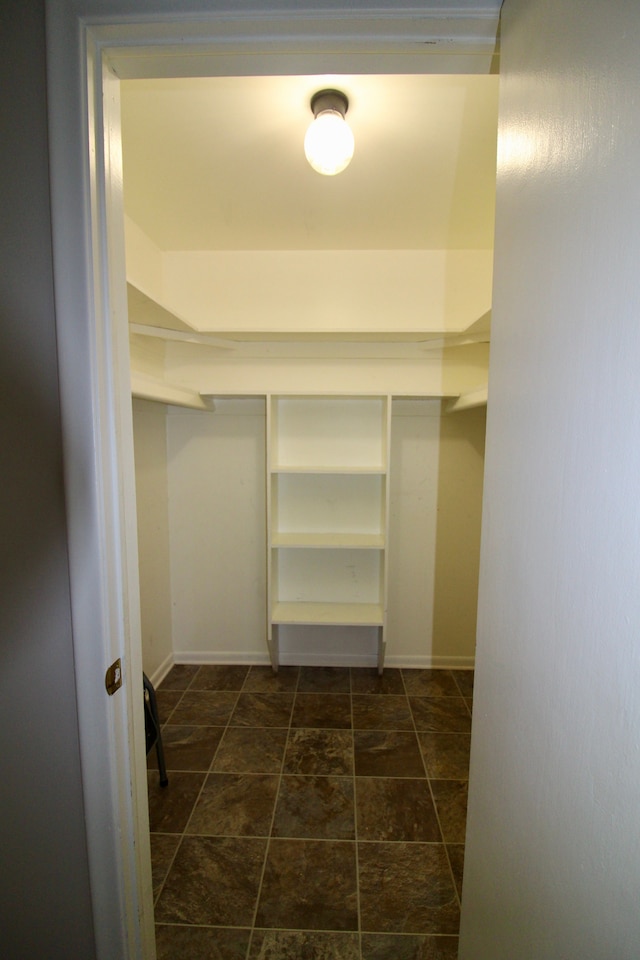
top-left (265, 393), bottom-right (278, 671)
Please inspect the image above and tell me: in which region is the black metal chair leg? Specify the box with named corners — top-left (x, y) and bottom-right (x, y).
top-left (143, 672), bottom-right (168, 787)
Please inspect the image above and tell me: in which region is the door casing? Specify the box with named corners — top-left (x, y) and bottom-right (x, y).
top-left (44, 4), bottom-right (499, 956)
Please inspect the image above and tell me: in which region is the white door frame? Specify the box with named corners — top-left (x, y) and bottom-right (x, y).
top-left (44, 4), bottom-right (499, 957)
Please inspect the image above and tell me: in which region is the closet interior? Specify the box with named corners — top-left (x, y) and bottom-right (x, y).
top-left (123, 72), bottom-right (498, 684)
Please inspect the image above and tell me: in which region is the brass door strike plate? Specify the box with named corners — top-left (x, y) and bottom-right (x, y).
top-left (105, 658), bottom-right (122, 695)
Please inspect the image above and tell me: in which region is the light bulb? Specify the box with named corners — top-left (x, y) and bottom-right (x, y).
top-left (304, 93), bottom-right (355, 176)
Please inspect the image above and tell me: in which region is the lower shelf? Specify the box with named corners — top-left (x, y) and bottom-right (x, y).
top-left (271, 601), bottom-right (384, 626)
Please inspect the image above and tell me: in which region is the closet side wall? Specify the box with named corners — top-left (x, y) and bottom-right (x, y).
top-left (432, 405), bottom-right (486, 661)
top-left (387, 401), bottom-right (485, 667)
top-left (132, 399), bottom-right (173, 680)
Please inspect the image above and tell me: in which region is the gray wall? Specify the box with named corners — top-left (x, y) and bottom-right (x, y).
top-left (0, 3), bottom-right (96, 956)
top-left (460, 0), bottom-right (640, 956)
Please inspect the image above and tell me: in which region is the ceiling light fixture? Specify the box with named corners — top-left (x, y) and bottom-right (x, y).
top-left (304, 89), bottom-right (354, 176)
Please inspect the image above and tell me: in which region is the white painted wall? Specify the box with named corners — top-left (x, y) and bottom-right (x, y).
top-left (167, 399), bottom-right (268, 661)
top-left (139, 397), bottom-right (484, 666)
top-left (161, 248), bottom-right (493, 335)
top-left (460, 0), bottom-right (640, 956)
top-left (132, 400), bottom-right (173, 681)
top-left (432, 404), bottom-right (486, 661)
top-left (388, 400), bottom-right (485, 666)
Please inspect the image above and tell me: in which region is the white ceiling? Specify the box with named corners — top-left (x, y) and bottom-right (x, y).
top-left (120, 73), bottom-right (499, 253)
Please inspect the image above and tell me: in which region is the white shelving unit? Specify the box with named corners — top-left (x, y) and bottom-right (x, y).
top-left (267, 395), bottom-right (391, 672)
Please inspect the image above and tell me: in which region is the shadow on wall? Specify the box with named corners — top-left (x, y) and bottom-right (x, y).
top-left (431, 405), bottom-right (486, 663)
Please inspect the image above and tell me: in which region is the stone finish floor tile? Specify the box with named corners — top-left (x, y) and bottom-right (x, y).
top-left (159, 664), bottom-right (199, 691)
top-left (154, 924), bottom-right (250, 960)
top-left (360, 933), bottom-right (459, 959)
top-left (450, 669), bottom-right (474, 699)
top-left (291, 692), bottom-right (352, 729)
top-left (212, 726), bottom-right (288, 774)
top-left (249, 929), bottom-right (360, 959)
top-left (155, 689), bottom-right (183, 723)
top-left (168, 690), bottom-right (239, 726)
top-left (148, 666), bottom-right (473, 955)
top-left (230, 692), bottom-right (295, 727)
top-left (409, 697), bottom-right (472, 734)
top-left (273, 775), bottom-right (355, 840)
top-left (147, 771), bottom-right (205, 834)
top-left (401, 670), bottom-right (460, 698)
top-left (298, 666), bottom-right (351, 693)
top-left (150, 834), bottom-right (180, 900)
top-left (358, 842), bottom-right (460, 935)
top-left (256, 838), bottom-right (358, 931)
top-left (430, 780), bottom-right (469, 844)
top-left (354, 731), bottom-right (426, 778)
top-left (350, 668), bottom-right (405, 695)
top-left (155, 835), bottom-right (267, 926)
top-left (191, 664), bottom-right (250, 691)
top-left (356, 778), bottom-right (440, 842)
top-left (352, 694), bottom-right (414, 731)
top-left (186, 773), bottom-right (279, 837)
top-left (244, 665), bottom-right (300, 692)
top-left (418, 733), bottom-right (471, 780)
top-left (283, 728), bottom-right (354, 776)
top-left (156, 725), bottom-right (223, 772)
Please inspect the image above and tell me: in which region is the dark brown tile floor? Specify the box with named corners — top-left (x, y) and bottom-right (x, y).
top-left (148, 665), bottom-right (473, 960)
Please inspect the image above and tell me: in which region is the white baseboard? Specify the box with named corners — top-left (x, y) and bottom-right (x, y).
top-left (147, 652), bottom-right (175, 689)
top-left (385, 654), bottom-right (476, 670)
top-left (170, 651), bottom-right (475, 671)
top-left (174, 651), bottom-right (272, 666)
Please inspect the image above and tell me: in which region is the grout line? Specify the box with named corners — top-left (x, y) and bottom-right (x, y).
top-left (403, 669), bottom-right (464, 914)
top-left (180, 691), bottom-right (242, 833)
top-left (246, 665), bottom-right (300, 958)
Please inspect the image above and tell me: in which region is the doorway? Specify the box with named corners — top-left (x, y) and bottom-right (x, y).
top-left (125, 70), bottom-right (495, 958)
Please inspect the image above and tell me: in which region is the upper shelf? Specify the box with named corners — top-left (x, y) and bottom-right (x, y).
top-left (128, 282), bottom-right (215, 410)
top-left (126, 274), bottom-right (489, 406)
top-left (445, 385), bottom-right (488, 413)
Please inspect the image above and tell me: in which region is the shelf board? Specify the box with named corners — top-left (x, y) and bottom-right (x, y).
top-left (271, 464), bottom-right (386, 475)
top-left (271, 601), bottom-right (384, 626)
top-left (272, 532), bottom-right (385, 549)
top-left (131, 371), bottom-right (213, 411)
top-left (445, 384), bottom-right (488, 413)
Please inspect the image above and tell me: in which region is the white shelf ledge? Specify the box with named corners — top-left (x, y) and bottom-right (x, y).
top-left (272, 532), bottom-right (385, 549)
top-left (271, 601), bottom-right (384, 626)
top-left (446, 384), bottom-right (488, 413)
top-left (271, 464), bottom-right (386, 475)
top-left (131, 371), bottom-right (213, 411)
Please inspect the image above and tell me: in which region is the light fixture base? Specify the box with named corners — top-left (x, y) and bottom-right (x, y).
top-left (310, 89), bottom-right (349, 120)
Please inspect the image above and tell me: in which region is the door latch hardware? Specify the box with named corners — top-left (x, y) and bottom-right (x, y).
top-left (105, 658), bottom-right (122, 696)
